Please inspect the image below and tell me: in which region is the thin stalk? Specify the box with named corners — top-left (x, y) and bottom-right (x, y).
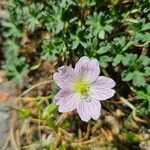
top-left (20, 80), bottom-right (53, 96)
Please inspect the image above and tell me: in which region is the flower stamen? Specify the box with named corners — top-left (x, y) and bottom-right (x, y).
top-left (74, 80), bottom-right (89, 96)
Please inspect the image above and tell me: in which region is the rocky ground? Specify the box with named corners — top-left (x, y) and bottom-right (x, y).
top-left (0, 74), bottom-right (17, 149)
top-left (0, 1), bottom-right (12, 149)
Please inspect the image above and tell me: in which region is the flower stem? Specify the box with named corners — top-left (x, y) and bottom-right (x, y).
top-left (20, 80), bottom-right (53, 96)
top-left (117, 94), bottom-right (136, 110)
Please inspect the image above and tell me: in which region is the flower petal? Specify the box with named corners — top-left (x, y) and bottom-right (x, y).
top-left (53, 66), bottom-right (75, 89)
top-left (77, 100), bottom-right (91, 122)
top-left (87, 100), bottom-right (101, 120)
top-left (90, 88), bottom-right (115, 101)
top-left (53, 90), bottom-right (71, 103)
top-left (92, 76), bottom-right (116, 89)
top-left (77, 99), bottom-right (101, 121)
top-left (75, 56), bottom-right (89, 77)
top-left (57, 92), bottom-right (79, 112)
top-left (90, 76), bottom-right (116, 100)
top-left (75, 56), bottom-right (100, 83)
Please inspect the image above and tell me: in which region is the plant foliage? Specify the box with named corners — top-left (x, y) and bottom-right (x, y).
top-left (2, 0), bottom-right (150, 149)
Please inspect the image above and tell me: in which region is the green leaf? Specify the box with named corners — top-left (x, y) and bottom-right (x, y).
top-left (104, 25), bottom-right (113, 33)
top-left (80, 41), bottom-right (87, 48)
top-left (141, 23), bottom-right (150, 31)
top-left (145, 67), bottom-right (150, 76)
top-left (143, 33), bottom-right (150, 42)
top-left (46, 117), bottom-right (57, 130)
top-left (99, 56), bottom-right (112, 68)
top-left (98, 30), bottom-right (105, 39)
top-left (122, 71), bottom-right (134, 81)
top-left (61, 121), bottom-right (71, 129)
top-left (20, 108), bottom-right (31, 119)
top-left (27, 18), bottom-right (38, 32)
top-left (59, 144), bottom-right (66, 150)
top-left (97, 44), bottom-right (111, 54)
top-left (146, 85), bottom-right (150, 95)
top-left (139, 56), bottom-right (150, 66)
top-left (125, 132), bottom-right (140, 144)
top-left (55, 20), bottom-right (64, 34)
top-left (133, 71), bottom-right (145, 87)
top-left (122, 41), bottom-right (134, 51)
top-left (2, 22), bottom-right (22, 38)
top-left (122, 54), bottom-right (138, 66)
top-left (72, 40), bottom-right (79, 49)
top-left (30, 62), bottom-right (41, 71)
top-left (117, 37), bottom-right (126, 48)
top-left (136, 91), bottom-right (150, 100)
top-left (112, 54), bottom-right (124, 66)
top-left (136, 91), bottom-right (146, 99)
top-left (42, 103), bottom-right (57, 119)
top-left (42, 104), bottom-right (57, 130)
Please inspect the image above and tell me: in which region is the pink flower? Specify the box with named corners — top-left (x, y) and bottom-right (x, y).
top-left (53, 56), bottom-right (116, 122)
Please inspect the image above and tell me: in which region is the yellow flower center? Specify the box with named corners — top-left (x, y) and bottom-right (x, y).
top-left (74, 80), bottom-right (89, 96)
